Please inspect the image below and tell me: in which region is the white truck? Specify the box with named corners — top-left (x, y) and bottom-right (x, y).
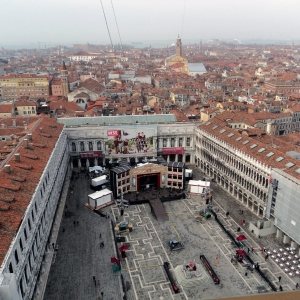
top-left (91, 175), bottom-right (108, 190)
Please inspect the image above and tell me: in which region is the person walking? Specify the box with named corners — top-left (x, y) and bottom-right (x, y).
top-left (99, 233), bottom-right (102, 238)
top-left (279, 285), bottom-right (283, 291)
top-left (215, 257), bottom-right (219, 264)
top-left (278, 276), bottom-right (282, 282)
top-left (247, 248), bottom-right (250, 253)
top-left (52, 243), bottom-right (55, 249)
top-left (251, 247), bottom-right (254, 253)
top-left (265, 254), bottom-right (269, 261)
top-left (296, 283), bottom-right (299, 289)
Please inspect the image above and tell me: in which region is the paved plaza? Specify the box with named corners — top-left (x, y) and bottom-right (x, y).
top-left (44, 165), bottom-right (299, 300)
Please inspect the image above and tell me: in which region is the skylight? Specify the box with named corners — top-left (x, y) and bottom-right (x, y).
top-left (276, 157), bottom-right (284, 162)
top-left (206, 122), bottom-right (212, 126)
top-left (250, 144), bottom-right (257, 149)
top-left (296, 168), bottom-right (300, 174)
top-left (212, 125), bottom-right (218, 130)
top-left (285, 162), bottom-right (295, 168)
top-left (243, 140), bottom-right (249, 145)
top-left (220, 129), bottom-right (226, 134)
top-left (228, 133), bottom-right (234, 137)
top-left (236, 137), bottom-right (242, 141)
top-left (258, 148), bottom-right (265, 153)
top-left (266, 152), bottom-right (274, 157)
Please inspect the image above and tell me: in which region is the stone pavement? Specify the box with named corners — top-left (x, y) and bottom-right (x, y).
top-left (44, 164), bottom-right (299, 300)
top-left (187, 164), bottom-right (299, 293)
top-left (44, 172), bottom-right (122, 300)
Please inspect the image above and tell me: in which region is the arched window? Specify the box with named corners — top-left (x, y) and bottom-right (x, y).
top-left (14, 249), bottom-right (19, 264)
top-left (72, 142), bottom-right (76, 152)
top-left (80, 142), bottom-right (84, 152)
top-left (97, 141), bottom-right (101, 150)
top-left (89, 142), bottom-right (93, 151)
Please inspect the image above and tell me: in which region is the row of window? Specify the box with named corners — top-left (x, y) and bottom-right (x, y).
top-left (71, 141), bottom-right (102, 152)
top-left (161, 137), bottom-right (190, 147)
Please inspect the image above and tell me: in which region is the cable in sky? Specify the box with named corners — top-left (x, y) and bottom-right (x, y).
top-left (181, 0), bottom-right (187, 38)
top-left (111, 0), bottom-right (123, 52)
top-left (100, 0), bottom-right (114, 51)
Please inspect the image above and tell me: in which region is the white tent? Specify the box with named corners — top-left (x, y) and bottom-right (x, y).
top-left (188, 180), bottom-right (210, 194)
top-left (88, 189), bottom-right (112, 208)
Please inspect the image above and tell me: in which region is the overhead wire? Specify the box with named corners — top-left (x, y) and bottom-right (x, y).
top-left (100, 0), bottom-right (114, 51)
top-left (111, 0), bottom-right (123, 52)
top-left (181, 0), bottom-right (187, 38)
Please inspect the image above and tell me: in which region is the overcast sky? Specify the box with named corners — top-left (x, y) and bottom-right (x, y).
top-left (1, 0), bottom-right (299, 47)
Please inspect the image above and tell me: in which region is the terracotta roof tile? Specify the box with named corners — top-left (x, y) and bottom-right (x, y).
top-left (0, 117), bottom-right (64, 265)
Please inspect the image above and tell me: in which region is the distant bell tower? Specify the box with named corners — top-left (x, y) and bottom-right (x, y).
top-left (61, 61), bottom-right (69, 98)
top-left (176, 35), bottom-right (182, 57)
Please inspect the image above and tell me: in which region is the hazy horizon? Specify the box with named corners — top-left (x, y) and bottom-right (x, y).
top-left (1, 0), bottom-right (300, 49)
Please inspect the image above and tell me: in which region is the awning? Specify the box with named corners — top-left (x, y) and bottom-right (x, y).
top-left (111, 257), bottom-right (120, 265)
top-left (119, 244), bottom-right (129, 252)
top-left (237, 235), bottom-right (247, 241)
top-left (236, 249), bottom-right (247, 256)
top-left (162, 147), bottom-right (184, 155)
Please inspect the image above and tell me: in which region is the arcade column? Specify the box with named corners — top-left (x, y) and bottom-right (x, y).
top-left (283, 235), bottom-right (291, 244)
top-left (159, 138), bottom-right (163, 149)
top-left (153, 138), bottom-right (157, 150)
top-left (78, 159), bottom-right (81, 168)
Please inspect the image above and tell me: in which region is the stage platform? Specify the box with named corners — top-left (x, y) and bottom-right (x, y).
top-left (122, 187), bottom-right (185, 205)
top-left (149, 199), bottom-right (169, 222)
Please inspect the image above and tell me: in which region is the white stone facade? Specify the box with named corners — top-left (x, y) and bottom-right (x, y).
top-left (65, 122), bottom-right (196, 168)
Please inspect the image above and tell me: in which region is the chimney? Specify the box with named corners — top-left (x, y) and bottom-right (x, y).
top-left (13, 142), bottom-right (17, 148)
top-left (13, 119), bottom-right (16, 127)
top-left (15, 153), bottom-right (20, 162)
top-left (5, 165), bottom-right (11, 174)
top-left (1, 124), bottom-right (4, 129)
top-left (16, 137), bottom-right (19, 142)
top-left (24, 138), bottom-right (28, 148)
top-left (40, 127), bottom-right (43, 132)
top-left (29, 143), bottom-right (34, 150)
top-left (24, 124), bottom-right (28, 130)
top-left (28, 133), bottom-right (32, 141)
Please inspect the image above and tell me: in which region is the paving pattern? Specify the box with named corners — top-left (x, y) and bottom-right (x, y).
top-left (44, 165), bottom-right (299, 300)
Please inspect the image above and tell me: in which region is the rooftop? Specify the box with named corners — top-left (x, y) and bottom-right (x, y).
top-left (0, 117), bottom-right (64, 265)
top-left (57, 114), bottom-right (177, 127)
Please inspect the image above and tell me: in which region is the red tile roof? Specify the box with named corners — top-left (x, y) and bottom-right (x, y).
top-left (0, 117), bottom-right (64, 265)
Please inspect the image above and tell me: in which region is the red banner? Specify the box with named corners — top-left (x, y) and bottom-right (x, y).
top-left (107, 130), bottom-right (121, 137)
top-left (80, 151), bottom-right (102, 158)
top-left (162, 147), bottom-right (184, 155)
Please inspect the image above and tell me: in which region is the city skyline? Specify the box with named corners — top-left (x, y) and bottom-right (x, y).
top-left (1, 0), bottom-right (300, 47)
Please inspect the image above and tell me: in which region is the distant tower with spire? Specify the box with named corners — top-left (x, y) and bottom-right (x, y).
top-left (176, 35), bottom-right (182, 57)
top-left (61, 61), bottom-right (69, 98)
